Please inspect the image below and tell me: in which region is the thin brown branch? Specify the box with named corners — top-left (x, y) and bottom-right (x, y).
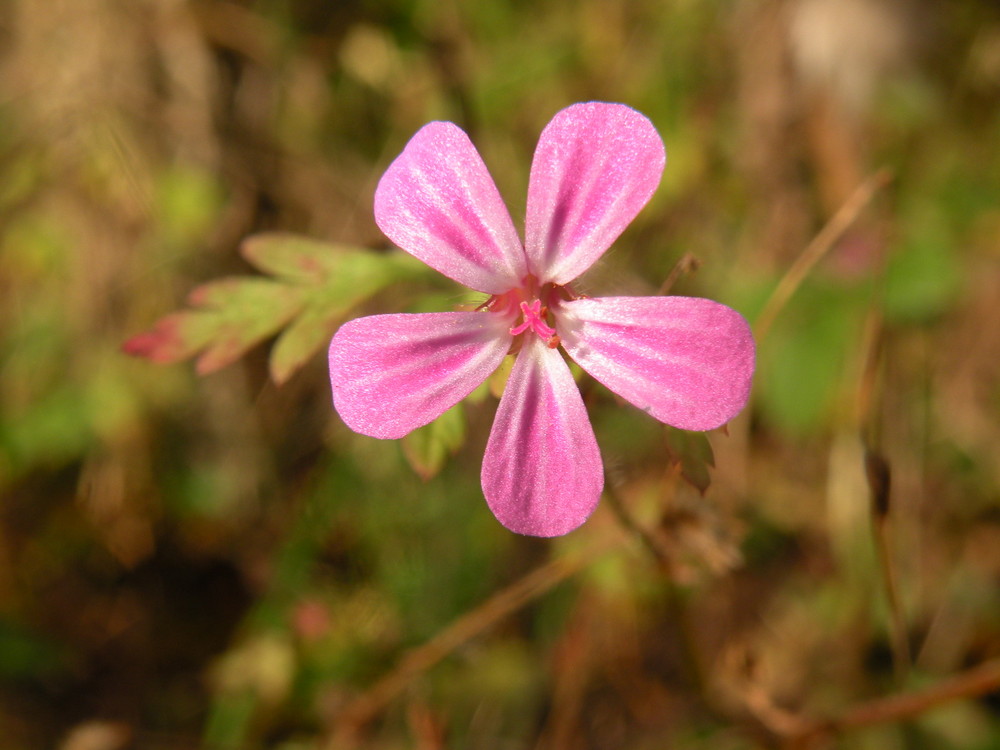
top-left (857, 310), bottom-right (910, 680)
top-left (873, 493), bottom-right (912, 682)
top-left (188, 1), bottom-right (283, 65)
top-left (602, 478), bottom-right (674, 571)
top-left (657, 252), bottom-right (702, 295)
top-left (787, 657), bottom-right (1000, 747)
top-left (602, 477), bottom-right (707, 697)
top-left (837, 658), bottom-right (1000, 729)
top-left (754, 169), bottom-right (892, 342)
top-left (323, 530), bottom-right (623, 749)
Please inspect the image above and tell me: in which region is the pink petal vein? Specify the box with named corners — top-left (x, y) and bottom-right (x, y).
top-left (329, 311), bottom-right (512, 439)
top-left (558, 296), bottom-right (755, 431)
top-left (482, 337), bottom-right (603, 536)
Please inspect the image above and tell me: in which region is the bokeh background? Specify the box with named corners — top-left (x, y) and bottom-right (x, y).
top-left (2, 0), bottom-right (1000, 748)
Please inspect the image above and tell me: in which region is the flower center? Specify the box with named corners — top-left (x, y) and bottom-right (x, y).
top-left (509, 299), bottom-right (556, 340)
top-left (482, 280), bottom-right (570, 349)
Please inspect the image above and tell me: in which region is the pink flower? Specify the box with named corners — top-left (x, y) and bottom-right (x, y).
top-left (329, 102), bottom-right (754, 537)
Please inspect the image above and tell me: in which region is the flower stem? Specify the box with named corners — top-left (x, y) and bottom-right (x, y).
top-left (603, 480), bottom-right (707, 698)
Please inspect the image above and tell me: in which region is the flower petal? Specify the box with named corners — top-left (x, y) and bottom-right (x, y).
top-left (482, 336), bottom-right (603, 537)
top-left (524, 102), bottom-right (665, 284)
top-left (374, 122), bottom-right (528, 294)
top-left (329, 311), bottom-right (511, 439)
top-left (558, 296), bottom-right (755, 431)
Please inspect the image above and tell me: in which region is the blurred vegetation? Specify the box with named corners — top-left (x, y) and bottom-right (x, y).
top-left (2, 0), bottom-right (1000, 748)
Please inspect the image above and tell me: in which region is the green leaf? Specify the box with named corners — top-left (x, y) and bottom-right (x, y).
top-left (664, 427), bottom-right (715, 494)
top-left (241, 233), bottom-right (347, 284)
top-left (125, 232), bottom-right (428, 383)
top-left (124, 278), bottom-right (306, 375)
top-left (268, 303), bottom-right (343, 384)
top-left (401, 403), bottom-right (467, 481)
top-left (193, 279), bottom-right (307, 373)
top-left (264, 240), bottom-right (426, 384)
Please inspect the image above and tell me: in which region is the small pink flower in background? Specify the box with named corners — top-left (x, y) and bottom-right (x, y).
top-left (328, 102), bottom-right (755, 537)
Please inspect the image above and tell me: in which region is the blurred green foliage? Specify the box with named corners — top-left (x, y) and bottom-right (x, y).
top-left (2, 0), bottom-right (1000, 749)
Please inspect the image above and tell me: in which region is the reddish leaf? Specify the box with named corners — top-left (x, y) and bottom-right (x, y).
top-left (122, 312), bottom-right (212, 364)
top-left (125, 233), bottom-right (428, 381)
top-left (124, 278), bottom-right (305, 375)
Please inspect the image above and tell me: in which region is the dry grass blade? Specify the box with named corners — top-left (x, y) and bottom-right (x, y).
top-left (835, 657), bottom-right (1000, 730)
top-left (754, 169), bottom-right (893, 342)
top-left (323, 531), bottom-right (624, 749)
top-left (856, 309), bottom-right (910, 679)
top-left (786, 657), bottom-right (1000, 748)
top-left (657, 252), bottom-right (702, 295)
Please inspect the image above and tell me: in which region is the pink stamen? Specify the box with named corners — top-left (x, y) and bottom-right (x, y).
top-left (509, 299), bottom-right (557, 339)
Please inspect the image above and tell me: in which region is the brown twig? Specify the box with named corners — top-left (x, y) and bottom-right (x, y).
top-left (869, 449), bottom-right (912, 682)
top-left (754, 169), bottom-right (892, 342)
top-left (854, 304), bottom-right (910, 679)
top-left (323, 530), bottom-right (623, 749)
top-left (602, 477), bottom-right (707, 697)
top-left (787, 657), bottom-right (1000, 747)
top-left (602, 477), bottom-right (674, 572)
top-left (657, 252), bottom-right (702, 295)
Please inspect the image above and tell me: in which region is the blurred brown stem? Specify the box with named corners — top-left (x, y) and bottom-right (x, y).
top-left (873, 507), bottom-right (912, 682)
top-left (602, 479), bottom-right (707, 697)
top-left (856, 273), bottom-right (910, 680)
top-left (785, 657), bottom-right (1000, 748)
top-left (323, 531), bottom-right (622, 749)
top-left (754, 169), bottom-right (892, 342)
top-left (657, 252), bottom-right (702, 295)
